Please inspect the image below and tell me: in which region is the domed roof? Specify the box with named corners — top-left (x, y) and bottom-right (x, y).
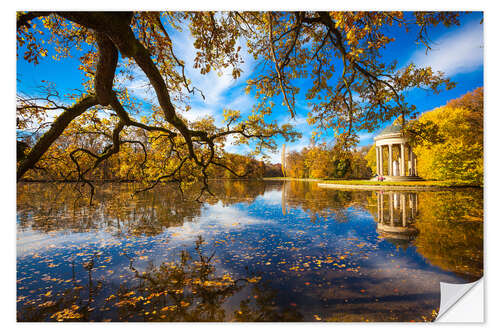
top-left (379, 122), bottom-right (403, 135)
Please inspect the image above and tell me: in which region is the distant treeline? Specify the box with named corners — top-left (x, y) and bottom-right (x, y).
top-left (284, 144), bottom-right (372, 180)
top-left (18, 145), bottom-right (285, 181)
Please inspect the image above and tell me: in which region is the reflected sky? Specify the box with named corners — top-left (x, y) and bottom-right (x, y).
top-left (16, 181), bottom-right (483, 322)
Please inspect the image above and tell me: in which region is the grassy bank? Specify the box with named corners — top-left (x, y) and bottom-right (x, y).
top-left (262, 177), bottom-right (322, 181)
top-left (319, 179), bottom-right (482, 188)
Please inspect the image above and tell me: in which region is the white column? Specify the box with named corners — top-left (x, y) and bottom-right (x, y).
top-left (413, 153), bottom-right (418, 176)
top-left (388, 144), bottom-right (393, 176)
top-left (407, 146), bottom-right (412, 176)
top-left (377, 146), bottom-right (381, 175)
top-left (380, 146), bottom-right (384, 176)
top-left (379, 146), bottom-right (383, 175)
top-left (408, 146), bottom-right (414, 176)
top-left (400, 143), bottom-right (405, 176)
top-left (376, 146), bottom-right (380, 175)
top-left (413, 151), bottom-right (416, 176)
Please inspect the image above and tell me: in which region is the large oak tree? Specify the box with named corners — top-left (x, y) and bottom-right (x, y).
top-left (16, 11), bottom-right (462, 198)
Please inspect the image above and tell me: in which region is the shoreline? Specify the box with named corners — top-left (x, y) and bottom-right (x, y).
top-left (317, 183), bottom-right (456, 191)
top-left (17, 178), bottom-right (483, 189)
top-left (317, 180), bottom-right (482, 190)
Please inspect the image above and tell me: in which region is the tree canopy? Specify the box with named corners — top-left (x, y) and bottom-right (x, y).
top-left (17, 11), bottom-right (464, 198)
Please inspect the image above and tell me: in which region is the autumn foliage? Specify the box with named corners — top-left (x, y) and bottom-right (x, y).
top-left (16, 11), bottom-right (469, 195)
top-left (285, 143), bottom-right (372, 179)
top-left (365, 87), bottom-right (483, 185)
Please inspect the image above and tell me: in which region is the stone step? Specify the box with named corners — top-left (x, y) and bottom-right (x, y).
top-left (370, 176), bottom-right (423, 181)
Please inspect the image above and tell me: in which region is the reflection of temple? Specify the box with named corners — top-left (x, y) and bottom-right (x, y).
top-left (376, 191), bottom-right (419, 246)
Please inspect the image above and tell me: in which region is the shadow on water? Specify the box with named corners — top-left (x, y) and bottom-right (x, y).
top-left (17, 180), bottom-right (483, 321)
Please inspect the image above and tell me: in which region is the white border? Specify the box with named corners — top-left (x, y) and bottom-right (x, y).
top-left (2, 1), bottom-right (498, 332)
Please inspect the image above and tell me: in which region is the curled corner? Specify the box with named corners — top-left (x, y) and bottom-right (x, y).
top-left (435, 278), bottom-right (484, 322)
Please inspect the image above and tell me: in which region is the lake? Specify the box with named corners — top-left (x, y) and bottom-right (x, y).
top-left (16, 180), bottom-right (483, 322)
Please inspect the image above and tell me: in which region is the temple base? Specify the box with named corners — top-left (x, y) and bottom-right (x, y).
top-left (377, 223), bottom-right (418, 236)
top-left (370, 175), bottom-right (423, 181)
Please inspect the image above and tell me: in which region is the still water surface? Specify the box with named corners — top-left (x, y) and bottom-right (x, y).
top-left (16, 180), bottom-right (483, 322)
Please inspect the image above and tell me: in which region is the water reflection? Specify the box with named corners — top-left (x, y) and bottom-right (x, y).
top-left (17, 236), bottom-right (302, 322)
top-left (376, 192), bottom-right (419, 247)
top-left (17, 181), bottom-right (483, 322)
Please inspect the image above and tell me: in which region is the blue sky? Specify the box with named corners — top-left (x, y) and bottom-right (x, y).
top-left (17, 12), bottom-right (484, 163)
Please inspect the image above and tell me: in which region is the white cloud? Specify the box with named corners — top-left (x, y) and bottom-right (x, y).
top-left (149, 25), bottom-right (260, 133)
top-left (167, 202), bottom-right (272, 242)
top-left (279, 114), bottom-right (308, 128)
top-left (257, 189), bottom-right (283, 206)
top-left (224, 140), bottom-right (252, 155)
top-left (181, 107), bottom-right (215, 123)
top-left (170, 28), bottom-right (256, 107)
top-left (116, 62), bottom-right (157, 103)
top-left (117, 23), bottom-right (257, 128)
top-left (287, 136), bottom-right (310, 152)
top-left (357, 132), bottom-right (375, 146)
top-left (226, 93), bottom-right (254, 114)
top-left (265, 151), bottom-right (281, 164)
top-left (17, 229), bottom-right (115, 257)
top-left (410, 21), bottom-right (483, 76)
